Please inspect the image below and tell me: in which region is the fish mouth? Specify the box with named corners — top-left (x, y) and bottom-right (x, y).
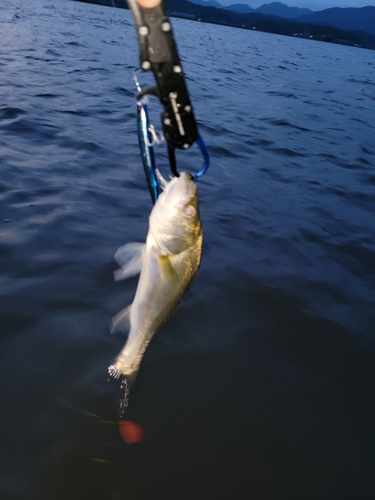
top-left (163, 171), bottom-right (197, 202)
top-left (179, 171), bottom-right (194, 181)
top-left (176, 171), bottom-right (196, 197)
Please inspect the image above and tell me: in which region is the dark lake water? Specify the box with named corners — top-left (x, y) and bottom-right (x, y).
top-left (1, 0), bottom-right (375, 498)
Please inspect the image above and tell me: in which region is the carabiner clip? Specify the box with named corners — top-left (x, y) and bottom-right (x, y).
top-left (168, 135), bottom-right (210, 180)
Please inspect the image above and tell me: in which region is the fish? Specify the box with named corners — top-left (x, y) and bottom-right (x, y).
top-left (108, 171), bottom-right (203, 385)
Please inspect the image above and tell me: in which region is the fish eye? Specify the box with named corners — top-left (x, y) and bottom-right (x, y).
top-left (184, 205), bottom-right (196, 218)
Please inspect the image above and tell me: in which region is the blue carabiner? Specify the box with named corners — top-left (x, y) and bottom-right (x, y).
top-left (193, 136), bottom-right (210, 181)
top-left (135, 76), bottom-right (209, 202)
top-left (168, 135), bottom-right (210, 181)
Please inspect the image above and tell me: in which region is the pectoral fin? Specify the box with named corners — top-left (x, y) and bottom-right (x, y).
top-left (110, 304), bottom-right (131, 334)
top-left (158, 255), bottom-right (178, 283)
top-left (114, 243), bottom-right (144, 281)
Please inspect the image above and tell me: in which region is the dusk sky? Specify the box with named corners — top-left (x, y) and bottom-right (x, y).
top-left (218, 0), bottom-right (375, 10)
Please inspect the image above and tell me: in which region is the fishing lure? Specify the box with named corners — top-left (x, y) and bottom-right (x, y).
top-left (135, 76), bottom-right (160, 204)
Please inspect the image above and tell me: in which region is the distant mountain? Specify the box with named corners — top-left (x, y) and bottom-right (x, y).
top-left (189, 0), bottom-right (224, 8)
top-left (182, 2), bottom-right (375, 37)
top-left (224, 3), bottom-right (254, 14)
top-left (256, 2), bottom-right (312, 19)
top-left (193, 1), bottom-right (309, 18)
top-left (298, 6), bottom-right (375, 37)
top-left (73, 0), bottom-right (375, 50)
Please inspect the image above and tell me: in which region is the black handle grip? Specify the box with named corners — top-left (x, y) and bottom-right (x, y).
top-left (127, 0), bottom-right (199, 150)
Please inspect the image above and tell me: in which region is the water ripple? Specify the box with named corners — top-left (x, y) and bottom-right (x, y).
top-left (0, 106), bottom-right (26, 120)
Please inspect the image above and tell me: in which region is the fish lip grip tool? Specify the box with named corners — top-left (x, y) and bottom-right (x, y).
top-left (128, 0), bottom-right (210, 183)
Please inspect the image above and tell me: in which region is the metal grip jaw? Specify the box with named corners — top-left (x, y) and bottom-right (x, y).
top-left (127, 0), bottom-right (199, 151)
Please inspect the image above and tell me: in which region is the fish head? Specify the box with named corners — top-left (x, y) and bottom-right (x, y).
top-left (149, 171), bottom-right (201, 255)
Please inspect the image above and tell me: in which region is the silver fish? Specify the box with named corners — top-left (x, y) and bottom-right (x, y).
top-left (108, 171), bottom-right (203, 382)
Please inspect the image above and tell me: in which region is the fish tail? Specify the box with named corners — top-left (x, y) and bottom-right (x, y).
top-left (107, 359), bottom-right (140, 392)
top-left (107, 364), bottom-right (141, 417)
